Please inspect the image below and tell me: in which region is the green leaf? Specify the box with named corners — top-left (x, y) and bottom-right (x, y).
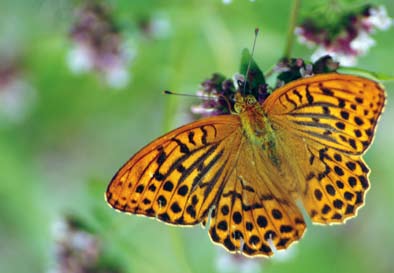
top-left (239, 48), bottom-right (266, 94)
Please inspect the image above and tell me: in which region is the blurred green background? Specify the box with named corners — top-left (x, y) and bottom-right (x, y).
top-left (1, 1), bottom-right (393, 273)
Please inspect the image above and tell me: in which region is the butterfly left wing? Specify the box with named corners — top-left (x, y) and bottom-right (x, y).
top-left (262, 73), bottom-right (386, 224)
top-left (106, 115), bottom-right (242, 225)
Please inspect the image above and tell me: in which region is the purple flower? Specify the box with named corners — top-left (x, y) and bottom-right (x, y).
top-left (67, 3), bottom-right (135, 89)
top-left (49, 217), bottom-right (100, 273)
top-left (296, 5), bottom-right (393, 66)
top-left (191, 73), bottom-right (236, 118)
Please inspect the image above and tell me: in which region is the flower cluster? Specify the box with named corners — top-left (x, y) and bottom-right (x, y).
top-left (296, 5), bottom-right (393, 66)
top-left (190, 72), bottom-right (269, 117)
top-left (67, 3), bottom-right (135, 89)
top-left (191, 55), bottom-right (338, 118)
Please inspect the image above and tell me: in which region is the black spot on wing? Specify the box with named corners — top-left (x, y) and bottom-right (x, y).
top-left (201, 126), bottom-right (208, 145)
top-left (188, 131), bottom-right (196, 145)
top-left (285, 93), bottom-right (297, 109)
top-left (306, 85), bottom-right (314, 104)
top-left (171, 138), bottom-right (190, 154)
top-left (321, 87), bottom-right (334, 96)
top-left (293, 89), bottom-right (303, 103)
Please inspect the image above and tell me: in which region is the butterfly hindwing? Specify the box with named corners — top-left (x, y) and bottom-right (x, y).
top-left (106, 115), bottom-right (241, 225)
top-left (300, 143), bottom-right (370, 224)
top-left (208, 138), bottom-right (306, 257)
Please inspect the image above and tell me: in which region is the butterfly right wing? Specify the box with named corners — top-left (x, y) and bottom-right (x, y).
top-left (106, 115), bottom-right (241, 225)
top-left (263, 73), bottom-right (385, 155)
top-left (262, 73), bottom-right (386, 224)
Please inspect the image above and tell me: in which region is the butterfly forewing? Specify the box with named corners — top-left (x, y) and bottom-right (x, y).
top-left (264, 74), bottom-right (385, 154)
top-left (263, 73), bottom-right (385, 224)
top-left (106, 115), bottom-right (241, 225)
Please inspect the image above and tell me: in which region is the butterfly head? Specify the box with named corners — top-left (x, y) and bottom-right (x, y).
top-left (234, 92), bottom-right (259, 113)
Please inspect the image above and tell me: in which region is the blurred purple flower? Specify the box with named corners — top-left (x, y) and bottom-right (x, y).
top-left (49, 217), bottom-right (122, 273)
top-left (191, 73), bottom-right (236, 118)
top-left (296, 5), bottom-right (393, 66)
top-left (49, 218), bottom-right (100, 273)
top-left (67, 3), bottom-right (135, 89)
top-left (0, 55), bottom-right (36, 124)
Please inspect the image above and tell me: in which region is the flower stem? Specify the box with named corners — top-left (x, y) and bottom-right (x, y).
top-left (283, 0), bottom-right (301, 58)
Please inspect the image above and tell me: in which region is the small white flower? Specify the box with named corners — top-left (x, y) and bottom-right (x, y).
top-left (66, 45), bottom-right (94, 74)
top-left (366, 5), bottom-right (393, 31)
top-left (350, 31), bottom-right (376, 55)
top-left (71, 231), bottom-right (96, 250)
top-left (105, 66), bottom-right (130, 89)
top-left (294, 27), bottom-right (315, 47)
top-left (0, 79), bottom-right (36, 124)
top-left (51, 218), bottom-right (68, 241)
top-left (150, 12), bottom-right (172, 38)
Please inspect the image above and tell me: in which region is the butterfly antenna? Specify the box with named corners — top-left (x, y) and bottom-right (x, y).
top-left (163, 90), bottom-right (202, 98)
top-left (164, 90), bottom-right (218, 100)
top-left (164, 90), bottom-right (233, 112)
top-left (243, 28), bottom-right (260, 95)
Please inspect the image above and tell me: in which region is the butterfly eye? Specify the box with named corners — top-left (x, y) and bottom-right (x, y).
top-left (246, 95), bottom-right (257, 105)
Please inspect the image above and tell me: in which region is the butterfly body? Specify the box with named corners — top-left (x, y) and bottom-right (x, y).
top-left (106, 73), bottom-right (385, 257)
top-left (235, 93), bottom-right (281, 167)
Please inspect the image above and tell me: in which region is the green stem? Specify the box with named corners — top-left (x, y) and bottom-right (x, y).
top-left (283, 0), bottom-right (301, 58)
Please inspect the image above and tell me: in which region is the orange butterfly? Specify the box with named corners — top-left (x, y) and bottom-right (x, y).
top-left (106, 73), bottom-right (385, 257)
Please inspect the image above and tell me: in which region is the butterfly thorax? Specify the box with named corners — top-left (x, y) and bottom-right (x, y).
top-left (234, 93), bottom-right (281, 167)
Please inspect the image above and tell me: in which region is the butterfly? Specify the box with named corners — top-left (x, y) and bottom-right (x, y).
top-left (106, 73), bottom-right (385, 257)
